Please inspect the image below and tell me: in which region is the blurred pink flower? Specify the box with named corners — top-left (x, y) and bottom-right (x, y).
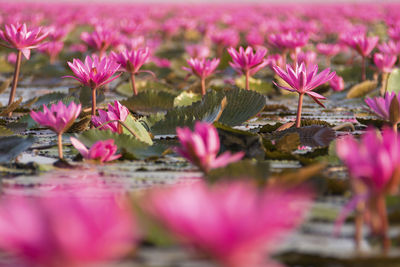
top-left (146, 181), bottom-right (311, 267)
top-left (365, 92), bottom-right (400, 122)
top-left (70, 137), bottom-right (121, 163)
top-left (38, 41), bottom-right (64, 64)
top-left (329, 75), bottom-right (345, 92)
top-left (268, 31), bottom-right (309, 51)
top-left (273, 63), bottom-right (335, 127)
top-left (81, 27), bottom-right (119, 57)
top-left (0, 191), bottom-right (137, 267)
top-left (92, 100), bottom-right (130, 134)
top-left (30, 101), bottom-right (81, 135)
top-left (111, 48), bottom-right (150, 74)
top-left (183, 58), bottom-right (220, 95)
top-left (316, 43), bottom-right (341, 57)
top-left (185, 44), bottom-right (210, 59)
top-left (266, 54), bottom-right (285, 69)
top-left (374, 53), bottom-right (397, 73)
top-left (176, 122), bottom-right (244, 173)
top-left (378, 40), bottom-right (400, 55)
top-left (337, 127), bottom-right (400, 193)
top-left (7, 52), bottom-right (17, 65)
top-left (0, 23), bottom-right (48, 59)
top-left (341, 33), bottom-right (379, 57)
top-left (228, 46), bottom-right (268, 89)
top-left (292, 50), bottom-right (317, 67)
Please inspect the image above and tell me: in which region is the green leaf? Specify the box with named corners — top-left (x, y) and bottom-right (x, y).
top-left (387, 68), bottom-right (400, 93)
top-left (23, 92), bottom-right (68, 109)
top-left (0, 136), bottom-right (35, 163)
top-left (75, 129), bottom-right (165, 160)
top-left (173, 91), bottom-right (202, 107)
top-left (0, 126), bottom-right (14, 136)
top-left (235, 76), bottom-right (275, 94)
top-left (121, 90), bottom-right (176, 113)
top-left (276, 133), bottom-right (301, 153)
top-left (218, 87), bottom-right (266, 126)
top-left (206, 160), bottom-right (270, 186)
top-left (122, 115), bottom-right (153, 145)
top-left (151, 90), bottom-right (226, 135)
top-left (346, 80), bottom-right (377, 99)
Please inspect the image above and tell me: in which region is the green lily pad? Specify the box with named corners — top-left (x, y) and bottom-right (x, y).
top-left (121, 90), bottom-right (176, 113)
top-left (0, 136), bottom-right (36, 163)
top-left (122, 114), bottom-right (153, 145)
top-left (235, 76), bottom-right (275, 95)
top-left (116, 80), bottom-right (174, 97)
top-left (173, 91), bottom-right (202, 107)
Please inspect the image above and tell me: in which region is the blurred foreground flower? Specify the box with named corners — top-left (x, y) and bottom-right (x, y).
top-left (92, 100), bottom-right (130, 134)
top-left (273, 63), bottom-right (335, 128)
top-left (70, 137), bottom-right (121, 163)
top-left (183, 58), bottom-right (220, 95)
top-left (111, 48), bottom-right (153, 95)
top-left (64, 55), bottom-right (121, 116)
top-left (30, 101), bottom-right (81, 159)
top-left (227, 46), bottom-right (268, 90)
top-left (0, 190), bottom-right (138, 267)
top-left (336, 128), bottom-right (400, 252)
top-left (145, 181), bottom-right (311, 267)
top-left (373, 53), bottom-right (397, 95)
top-left (176, 122), bottom-right (244, 173)
top-left (0, 23), bottom-right (48, 115)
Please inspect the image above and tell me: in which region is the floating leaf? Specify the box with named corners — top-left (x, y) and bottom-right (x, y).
top-left (218, 87), bottom-right (266, 126)
top-left (66, 116), bottom-right (91, 133)
top-left (206, 160), bottom-right (270, 186)
top-left (173, 91), bottom-right (202, 107)
top-left (356, 117), bottom-right (387, 128)
top-left (0, 136), bottom-right (35, 163)
top-left (215, 122), bottom-right (265, 160)
top-left (151, 90), bottom-right (226, 135)
top-left (270, 163), bottom-right (326, 187)
top-left (23, 92), bottom-right (68, 109)
top-left (276, 133), bottom-right (300, 153)
top-left (0, 97), bottom-right (23, 116)
top-left (75, 129), bottom-right (165, 160)
top-left (346, 80), bottom-right (377, 99)
top-left (387, 68), bottom-right (400, 93)
top-left (122, 115), bottom-right (153, 145)
top-left (121, 90), bottom-right (176, 113)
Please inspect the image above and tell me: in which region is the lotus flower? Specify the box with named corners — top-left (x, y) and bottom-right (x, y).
top-left (0, 23), bottom-right (48, 59)
top-left (273, 63), bottom-right (335, 127)
top-left (30, 101), bottom-right (81, 159)
top-left (329, 75), bottom-right (345, 92)
top-left (374, 53), bottom-right (397, 74)
top-left (293, 50), bottom-right (317, 68)
top-left (111, 48), bottom-right (152, 95)
top-left (70, 137), bottom-right (121, 163)
top-left (0, 23), bottom-right (49, 115)
top-left (336, 128), bottom-right (400, 251)
top-left (341, 33), bottom-right (379, 81)
top-left (378, 40), bottom-right (400, 56)
top-left (38, 41), bottom-right (64, 64)
top-left (64, 55), bottom-right (121, 116)
top-left (268, 31), bottom-right (309, 63)
top-left (0, 189), bottom-right (137, 267)
top-left (210, 29), bottom-right (240, 57)
top-left (227, 46), bottom-right (268, 90)
top-left (365, 92), bottom-right (400, 130)
top-left (81, 27), bottom-right (119, 57)
top-left (185, 44), bottom-right (210, 59)
top-left (92, 100), bottom-right (130, 134)
top-left (176, 122), bottom-right (244, 173)
top-left (146, 181), bottom-right (311, 267)
top-left (183, 58), bottom-right (220, 95)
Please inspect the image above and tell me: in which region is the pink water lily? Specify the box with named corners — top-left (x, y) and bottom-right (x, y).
top-left (64, 55), bottom-right (121, 116)
top-left (176, 122), bottom-right (244, 173)
top-left (374, 53), bottom-right (397, 74)
top-left (70, 137), bottom-right (121, 163)
top-left (329, 74), bottom-right (345, 92)
top-left (185, 44), bottom-right (210, 59)
top-left (227, 46), bottom-right (268, 90)
top-left (30, 101), bottom-right (81, 159)
top-left (0, 189), bottom-right (137, 267)
top-left (111, 48), bottom-right (153, 95)
top-left (38, 41), bottom-right (64, 64)
top-left (273, 63), bottom-right (335, 127)
top-left (336, 128), bottom-right (400, 251)
top-left (365, 92), bottom-right (400, 129)
top-left (92, 100), bottom-right (130, 134)
top-left (81, 27), bottom-right (119, 57)
top-left (145, 181), bottom-right (311, 267)
top-left (0, 23), bottom-right (49, 115)
top-left (183, 58), bottom-right (220, 95)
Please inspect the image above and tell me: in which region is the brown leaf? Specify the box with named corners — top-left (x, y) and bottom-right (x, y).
top-left (276, 133), bottom-right (300, 153)
top-left (389, 96), bottom-right (400, 126)
top-left (0, 77), bottom-right (12, 95)
top-left (0, 97), bottom-right (23, 116)
top-left (346, 80), bottom-right (377, 99)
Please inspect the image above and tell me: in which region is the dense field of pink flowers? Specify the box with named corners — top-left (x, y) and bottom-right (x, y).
top-left (0, 1), bottom-right (400, 267)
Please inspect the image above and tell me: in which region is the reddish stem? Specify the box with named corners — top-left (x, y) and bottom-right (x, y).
top-left (377, 194), bottom-right (390, 254)
top-left (295, 93), bottom-right (304, 128)
top-left (201, 77), bottom-right (206, 96)
top-left (57, 133), bottom-right (63, 159)
top-left (130, 72), bottom-right (137, 95)
top-left (8, 50), bottom-right (22, 117)
top-left (91, 88), bottom-right (97, 117)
